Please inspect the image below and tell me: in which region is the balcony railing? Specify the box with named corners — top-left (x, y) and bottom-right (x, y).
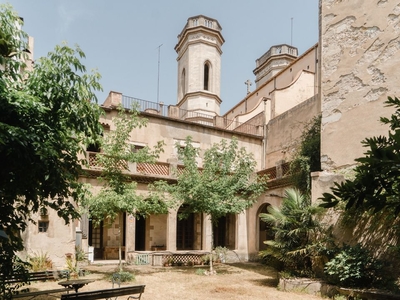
top-left (86, 152), bottom-right (292, 187)
top-left (121, 95), bottom-right (262, 136)
top-left (257, 162), bottom-right (291, 181)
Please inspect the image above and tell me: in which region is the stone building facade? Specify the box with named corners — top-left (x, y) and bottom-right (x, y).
top-left (21, 0), bottom-right (399, 268)
top-left (312, 0), bottom-right (400, 202)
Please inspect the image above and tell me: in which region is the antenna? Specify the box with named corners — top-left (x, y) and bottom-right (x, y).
top-left (291, 17), bottom-right (293, 46)
top-left (157, 44), bottom-right (163, 103)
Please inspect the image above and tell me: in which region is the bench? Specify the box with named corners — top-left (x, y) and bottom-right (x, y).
top-left (4, 270), bottom-right (70, 285)
top-left (12, 287), bottom-right (73, 299)
top-left (1, 270), bottom-right (72, 299)
top-left (336, 287), bottom-right (400, 300)
top-left (61, 285), bottom-right (145, 300)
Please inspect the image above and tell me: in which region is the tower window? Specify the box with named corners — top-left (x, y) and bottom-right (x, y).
top-left (192, 19), bottom-right (198, 26)
top-left (204, 63), bottom-right (209, 91)
top-left (181, 68), bottom-right (186, 96)
top-left (205, 19), bottom-right (213, 28)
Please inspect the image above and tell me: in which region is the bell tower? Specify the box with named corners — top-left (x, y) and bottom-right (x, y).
top-left (175, 15), bottom-right (224, 120)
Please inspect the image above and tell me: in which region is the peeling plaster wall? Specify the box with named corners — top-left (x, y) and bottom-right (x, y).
top-left (320, 0), bottom-right (399, 171)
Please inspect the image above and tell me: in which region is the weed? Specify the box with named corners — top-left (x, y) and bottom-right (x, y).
top-left (195, 268), bottom-right (205, 276)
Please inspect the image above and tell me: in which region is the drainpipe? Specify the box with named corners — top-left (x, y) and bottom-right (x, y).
top-left (262, 97), bottom-right (270, 169)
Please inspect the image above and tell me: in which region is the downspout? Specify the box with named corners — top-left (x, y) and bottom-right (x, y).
top-left (262, 97), bottom-right (270, 169)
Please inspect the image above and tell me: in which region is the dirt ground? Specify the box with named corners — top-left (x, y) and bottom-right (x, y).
top-left (20, 262), bottom-right (326, 300)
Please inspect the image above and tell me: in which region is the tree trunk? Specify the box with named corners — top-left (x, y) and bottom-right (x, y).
top-left (209, 217), bottom-right (216, 275)
top-left (118, 214), bottom-right (123, 272)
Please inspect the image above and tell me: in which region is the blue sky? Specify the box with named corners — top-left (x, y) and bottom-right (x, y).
top-left (4, 0), bottom-right (319, 114)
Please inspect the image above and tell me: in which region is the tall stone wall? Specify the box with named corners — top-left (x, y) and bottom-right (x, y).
top-left (320, 0), bottom-right (400, 172)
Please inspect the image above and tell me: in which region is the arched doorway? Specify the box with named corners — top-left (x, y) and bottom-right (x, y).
top-left (258, 204), bottom-right (274, 251)
top-left (213, 214), bottom-right (235, 250)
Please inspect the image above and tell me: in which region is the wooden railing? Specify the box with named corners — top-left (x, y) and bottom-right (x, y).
top-left (86, 152), bottom-right (292, 186)
top-left (258, 162), bottom-right (291, 181)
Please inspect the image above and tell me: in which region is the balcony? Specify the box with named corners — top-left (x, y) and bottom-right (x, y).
top-left (118, 95), bottom-right (262, 137)
top-left (257, 162), bottom-right (292, 189)
top-left (85, 152), bottom-right (292, 188)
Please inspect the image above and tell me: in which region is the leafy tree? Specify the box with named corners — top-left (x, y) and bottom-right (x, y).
top-left (320, 96), bottom-right (400, 214)
top-left (290, 115), bottom-right (321, 195)
top-left (259, 188), bottom-right (324, 277)
top-left (80, 105), bottom-right (166, 271)
top-left (0, 4), bottom-right (103, 296)
top-left (151, 136), bottom-right (267, 274)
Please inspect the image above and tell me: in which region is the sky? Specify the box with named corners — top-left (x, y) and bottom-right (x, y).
top-left (4, 0), bottom-right (319, 114)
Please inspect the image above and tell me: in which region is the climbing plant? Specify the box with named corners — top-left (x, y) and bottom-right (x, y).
top-left (289, 115), bottom-right (321, 195)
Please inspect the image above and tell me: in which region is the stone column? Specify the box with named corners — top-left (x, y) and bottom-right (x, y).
top-left (202, 214), bottom-right (212, 251)
top-left (166, 210), bottom-right (177, 251)
top-left (125, 214), bottom-right (136, 254)
top-left (236, 211), bottom-right (249, 261)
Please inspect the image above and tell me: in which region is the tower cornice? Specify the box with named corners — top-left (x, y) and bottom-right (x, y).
top-left (175, 15), bottom-right (225, 55)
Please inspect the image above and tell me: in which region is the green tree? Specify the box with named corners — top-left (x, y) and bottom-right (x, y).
top-left (0, 4), bottom-right (103, 297)
top-left (151, 136), bottom-right (267, 274)
top-left (80, 105), bottom-right (166, 271)
top-left (259, 189), bottom-right (324, 276)
top-left (320, 96), bottom-right (400, 214)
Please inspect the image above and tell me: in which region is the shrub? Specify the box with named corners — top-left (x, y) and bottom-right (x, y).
top-left (324, 244), bottom-right (383, 288)
top-left (111, 271), bottom-right (135, 282)
top-left (27, 251), bottom-right (53, 271)
top-left (214, 246), bottom-right (228, 263)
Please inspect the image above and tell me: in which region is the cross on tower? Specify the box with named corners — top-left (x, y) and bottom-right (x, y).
top-left (244, 79), bottom-right (252, 94)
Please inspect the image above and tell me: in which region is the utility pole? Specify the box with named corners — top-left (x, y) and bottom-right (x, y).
top-left (291, 17), bottom-right (293, 46)
top-left (157, 44), bottom-right (163, 103)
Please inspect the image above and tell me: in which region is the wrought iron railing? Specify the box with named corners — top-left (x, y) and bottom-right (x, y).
top-left (121, 95), bottom-right (261, 136)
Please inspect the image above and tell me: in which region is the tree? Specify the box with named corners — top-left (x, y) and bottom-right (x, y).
top-left (0, 4), bottom-right (103, 296)
top-left (151, 136), bottom-right (267, 274)
top-left (320, 96), bottom-right (400, 214)
top-left (80, 105), bottom-right (167, 271)
top-left (259, 188), bottom-right (324, 277)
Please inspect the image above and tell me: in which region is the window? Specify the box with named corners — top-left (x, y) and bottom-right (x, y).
top-left (131, 144), bottom-right (145, 153)
top-left (38, 221), bottom-right (49, 233)
top-left (205, 19), bottom-right (213, 28)
top-left (181, 68), bottom-right (186, 96)
top-left (192, 19), bottom-right (198, 26)
top-left (204, 63), bottom-right (210, 90)
top-left (87, 143), bottom-right (101, 152)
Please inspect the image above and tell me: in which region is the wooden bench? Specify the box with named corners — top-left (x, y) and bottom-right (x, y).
top-left (1, 270), bottom-right (72, 299)
top-left (61, 285), bottom-right (145, 300)
top-left (336, 287), bottom-right (400, 300)
top-left (12, 287), bottom-right (73, 299)
top-left (4, 270), bottom-right (70, 285)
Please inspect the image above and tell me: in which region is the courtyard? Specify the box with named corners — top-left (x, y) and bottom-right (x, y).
top-left (21, 262), bottom-right (325, 300)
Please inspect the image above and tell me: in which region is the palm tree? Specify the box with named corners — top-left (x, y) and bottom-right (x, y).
top-left (259, 188), bottom-right (324, 276)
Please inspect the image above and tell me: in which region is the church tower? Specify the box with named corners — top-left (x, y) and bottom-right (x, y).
top-left (175, 15), bottom-right (224, 120)
top-left (253, 44), bottom-right (298, 88)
